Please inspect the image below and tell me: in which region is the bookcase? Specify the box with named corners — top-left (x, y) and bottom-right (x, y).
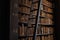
top-left (17, 0), bottom-right (54, 40)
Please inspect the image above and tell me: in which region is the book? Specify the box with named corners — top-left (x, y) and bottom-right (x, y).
top-left (32, 10), bottom-right (37, 15)
top-left (28, 37), bottom-right (33, 40)
top-left (36, 26), bottom-right (41, 34)
top-left (50, 35), bottom-right (54, 40)
top-left (36, 36), bottom-right (40, 40)
top-left (18, 0), bottom-right (31, 7)
top-left (43, 5), bottom-right (48, 11)
top-left (42, 0), bottom-right (52, 8)
top-left (42, 36), bottom-right (45, 40)
top-left (26, 0), bottom-right (32, 7)
top-left (40, 18), bottom-right (46, 24)
top-left (40, 11), bottom-right (46, 17)
top-left (45, 27), bottom-right (48, 34)
top-left (28, 28), bottom-right (34, 36)
top-left (33, 3), bottom-right (38, 9)
top-left (18, 14), bottom-right (25, 22)
top-left (18, 24), bottom-right (27, 36)
top-left (30, 19), bottom-right (36, 24)
top-left (19, 7), bottom-right (30, 14)
top-left (45, 36), bottom-right (48, 40)
top-left (49, 27), bottom-right (54, 34)
top-left (47, 8), bottom-right (53, 13)
top-left (46, 13), bottom-right (53, 19)
top-left (41, 26), bottom-right (46, 34)
top-left (33, 0), bottom-right (39, 2)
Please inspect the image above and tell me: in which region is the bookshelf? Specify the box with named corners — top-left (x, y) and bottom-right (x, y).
top-left (17, 0), bottom-right (54, 40)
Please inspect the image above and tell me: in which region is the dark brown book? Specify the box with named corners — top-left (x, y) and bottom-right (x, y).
top-left (49, 27), bottom-right (54, 34)
top-left (26, 0), bottom-right (31, 7)
top-left (50, 35), bottom-right (54, 40)
top-left (37, 26), bottom-right (41, 34)
top-left (45, 27), bottom-right (48, 34)
top-left (33, 0), bottom-right (39, 2)
top-left (18, 15), bottom-right (25, 22)
top-left (18, 24), bottom-right (27, 36)
top-left (30, 19), bottom-right (36, 24)
top-left (19, 7), bottom-right (30, 14)
top-left (28, 37), bottom-right (33, 40)
top-left (28, 28), bottom-right (34, 36)
top-left (45, 36), bottom-right (48, 40)
top-left (36, 36), bottom-right (40, 40)
top-left (43, 5), bottom-right (48, 11)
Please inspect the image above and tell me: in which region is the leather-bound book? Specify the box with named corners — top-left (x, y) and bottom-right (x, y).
top-left (36, 36), bottom-right (40, 40)
top-left (33, 3), bottom-right (38, 9)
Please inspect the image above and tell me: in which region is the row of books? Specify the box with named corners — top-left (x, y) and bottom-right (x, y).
top-left (29, 18), bottom-right (53, 25)
top-left (18, 35), bottom-right (53, 40)
top-left (18, 0), bottom-right (31, 7)
top-left (18, 14), bottom-right (29, 23)
top-left (42, 0), bottom-right (53, 7)
top-left (18, 25), bottom-right (53, 36)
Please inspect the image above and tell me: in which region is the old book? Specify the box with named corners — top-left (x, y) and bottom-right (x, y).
top-left (28, 37), bottom-right (33, 40)
top-left (48, 19), bottom-right (53, 24)
top-left (42, 0), bottom-right (52, 7)
top-left (33, 3), bottom-right (38, 9)
top-left (33, 0), bottom-right (39, 2)
top-left (47, 8), bottom-right (53, 13)
top-left (18, 24), bottom-right (27, 36)
top-left (26, 0), bottom-right (31, 7)
top-left (42, 36), bottom-right (45, 40)
top-left (21, 38), bottom-right (25, 40)
top-left (45, 18), bottom-right (53, 24)
top-left (30, 19), bottom-right (36, 24)
top-left (48, 35), bottom-right (51, 40)
top-left (24, 15), bottom-right (29, 22)
top-left (36, 36), bottom-right (40, 40)
top-left (28, 28), bottom-right (34, 36)
top-left (19, 7), bottom-right (30, 14)
top-left (40, 11), bottom-right (46, 17)
top-left (19, 26), bottom-right (24, 36)
top-left (18, 14), bottom-right (25, 22)
top-left (45, 27), bottom-right (48, 34)
top-left (50, 35), bottom-right (54, 40)
top-left (46, 13), bottom-right (53, 19)
top-left (43, 5), bottom-right (48, 11)
top-left (46, 1), bottom-right (52, 7)
top-left (45, 36), bottom-right (48, 40)
top-left (40, 18), bottom-right (46, 24)
top-left (49, 27), bottom-right (54, 34)
top-left (37, 26), bottom-right (41, 34)
top-left (32, 10), bottom-right (37, 15)
top-left (41, 27), bottom-right (46, 34)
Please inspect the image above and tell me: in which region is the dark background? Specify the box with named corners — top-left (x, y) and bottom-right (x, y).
top-left (0, 0), bottom-right (60, 40)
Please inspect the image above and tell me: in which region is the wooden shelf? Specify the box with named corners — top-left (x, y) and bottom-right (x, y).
top-left (41, 4), bottom-right (54, 9)
top-left (18, 12), bottom-right (30, 15)
top-left (19, 4), bottom-right (31, 8)
top-left (41, 10), bottom-right (53, 14)
top-left (30, 9), bottom-right (38, 12)
top-left (18, 22), bottom-right (28, 26)
top-left (33, 1), bottom-right (39, 4)
top-left (36, 34), bottom-right (53, 36)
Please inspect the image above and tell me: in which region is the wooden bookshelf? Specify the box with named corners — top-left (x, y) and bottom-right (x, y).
top-left (17, 0), bottom-right (54, 40)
